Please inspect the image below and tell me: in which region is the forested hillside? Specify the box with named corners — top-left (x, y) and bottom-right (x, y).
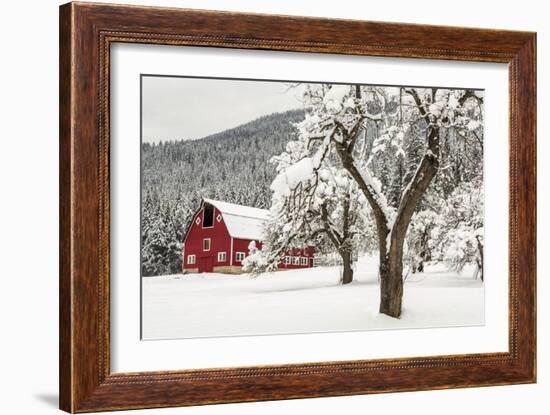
top-left (141, 109), bottom-right (305, 276)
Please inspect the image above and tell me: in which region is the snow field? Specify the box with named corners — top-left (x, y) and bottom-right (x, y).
top-left (142, 255), bottom-right (484, 340)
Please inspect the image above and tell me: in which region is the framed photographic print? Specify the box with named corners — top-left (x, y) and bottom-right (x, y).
top-left (59, 2), bottom-right (536, 412)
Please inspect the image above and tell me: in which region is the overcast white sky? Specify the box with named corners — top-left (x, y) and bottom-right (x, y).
top-left (142, 76), bottom-right (305, 143)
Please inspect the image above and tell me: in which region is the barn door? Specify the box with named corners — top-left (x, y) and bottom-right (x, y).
top-left (198, 256), bottom-right (214, 273)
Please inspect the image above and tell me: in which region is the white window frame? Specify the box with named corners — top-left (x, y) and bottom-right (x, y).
top-left (292, 256), bottom-right (300, 265)
top-left (300, 257), bottom-right (308, 266)
top-left (203, 238), bottom-right (211, 251)
top-left (187, 254), bottom-right (196, 265)
top-left (217, 251), bottom-right (227, 262)
top-left (284, 256), bottom-right (291, 265)
top-left (235, 252), bottom-right (245, 262)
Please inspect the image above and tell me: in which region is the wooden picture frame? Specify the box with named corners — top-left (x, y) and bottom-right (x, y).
top-left (59, 2), bottom-right (536, 412)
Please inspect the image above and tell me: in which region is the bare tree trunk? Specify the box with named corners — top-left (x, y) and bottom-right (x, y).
top-left (379, 255), bottom-right (404, 317)
top-left (318, 198), bottom-right (356, 286)
top-left (417, 258), bottom-right (424, 273)
top-left (476, 235), bottom-right (484, 282)
top-left (341, 250), bottom-right (354, 285)
top-left (378, 225), bottom-right (409, 317)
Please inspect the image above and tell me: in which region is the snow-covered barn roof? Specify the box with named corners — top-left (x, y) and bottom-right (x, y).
top-left (202, 198), bottom-right (269, 241)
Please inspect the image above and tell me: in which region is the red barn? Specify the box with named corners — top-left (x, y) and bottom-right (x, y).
top-left (182, 199), bottom-right (315, 274)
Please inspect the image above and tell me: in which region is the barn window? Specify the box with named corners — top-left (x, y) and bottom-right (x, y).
top-left (235, 252), bottom-right (245, 262)
top-left (292, 257), bottom-right (300, 265)
top-left (300, 257), bottom-right (308, 266)
top-left (187, 254), bottom-right (196, 265)
top-left (216, 213), bottom-right (222, 223)
top-left (217, 252), bottom-right (227, 262)
top-left (284, 256), bottom-right (291, 265)
top-left (203, 204), bottom-right (214, 228)
top-left (203, 238), bottom-right (211, 251)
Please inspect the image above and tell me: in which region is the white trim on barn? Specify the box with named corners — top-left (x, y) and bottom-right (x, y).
top-left (230, 237), bottom-right (234, 267)
top-left (181, 242), bottom-right (185, 273)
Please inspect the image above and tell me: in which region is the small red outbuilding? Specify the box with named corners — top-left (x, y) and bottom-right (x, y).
top-left (182, 199), bottom-right (314, 274)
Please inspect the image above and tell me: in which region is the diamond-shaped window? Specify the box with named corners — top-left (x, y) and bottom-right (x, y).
top-left (195, 217), bottom-right (201, 225)
top-left (216, 214), bottom-right (222, 222)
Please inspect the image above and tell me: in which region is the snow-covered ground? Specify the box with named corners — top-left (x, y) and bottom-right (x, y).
top-left (142, 255), bottom-right (484, 340)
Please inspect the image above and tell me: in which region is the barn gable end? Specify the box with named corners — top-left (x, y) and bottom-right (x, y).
top-left (182, 202), bottom-right (234, 273)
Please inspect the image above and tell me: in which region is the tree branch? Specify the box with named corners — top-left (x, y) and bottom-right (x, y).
top-left (333, 139), bottom-right (391, 256)
top-left (391, 125), bottom-right (440, 254)
top-left (321, 204), bottom-right (344, 247)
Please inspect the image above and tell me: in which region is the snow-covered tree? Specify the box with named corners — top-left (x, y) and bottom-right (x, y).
top-left (434, 179), bottom-right (484, 280)
top-left (244, 122), bottom-right (373, 284)
top-left (242, 240), bottom-right (266, 272)
top-left (405, 209), bottom-right (439, 274)
top-left (284, 84), bottom-right (483, 317)
top-left (306, 167), bottom-right (371, 284)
